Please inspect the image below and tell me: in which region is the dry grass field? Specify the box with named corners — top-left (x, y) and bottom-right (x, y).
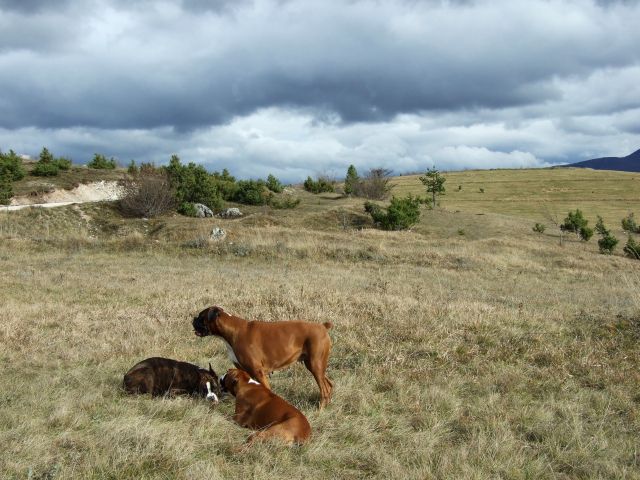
top-left (392, 167), bottom-right (640, 225)
top-left (1, 168), bottom-right (639, 479)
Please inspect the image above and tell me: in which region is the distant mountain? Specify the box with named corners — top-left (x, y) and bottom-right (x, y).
top-left (565, 148), bottom-right (640, 172)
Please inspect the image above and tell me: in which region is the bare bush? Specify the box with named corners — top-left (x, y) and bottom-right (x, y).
top-left (119, 170), bottom-right (175, 218)
top-left (354, 168), bottom-right (393, 200)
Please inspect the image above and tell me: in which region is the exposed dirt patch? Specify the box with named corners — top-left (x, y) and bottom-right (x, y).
top-left (2, 181), bottom-right (125, 211)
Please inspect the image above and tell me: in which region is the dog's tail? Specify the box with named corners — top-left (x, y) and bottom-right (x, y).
top-left (323, 321), bottom-right (333, 330)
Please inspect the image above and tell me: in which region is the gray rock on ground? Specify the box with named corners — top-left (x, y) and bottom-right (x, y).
top-left (194, 203), bottom-right (214, 218)
top-left (218, 207), bottom-right (242, 218)
top-left (210, 227), bottom-right (226, 241)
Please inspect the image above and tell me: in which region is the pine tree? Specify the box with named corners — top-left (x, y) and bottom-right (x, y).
top-left (0, 174), bottom-right (12, 205)
top-left (419, 167), bottom-right (446, 207)
top-left (344, 164), bottom-right (359, 195)
top-left (595, 216), bottom-right (618, 254)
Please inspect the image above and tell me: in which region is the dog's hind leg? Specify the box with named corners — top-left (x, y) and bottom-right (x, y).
top-left (245, 420), bottom-right (302, 446)
top-left (304, 346), bottom-right (332, 409)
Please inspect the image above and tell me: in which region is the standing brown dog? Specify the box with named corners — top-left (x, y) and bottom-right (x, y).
top-left (220, 368), bottom-right (311, 446)
top-left (193, 306), bottom-right (333, 408)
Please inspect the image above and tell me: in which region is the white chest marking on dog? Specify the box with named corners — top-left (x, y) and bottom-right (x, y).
top-left (223, 340), bottom-right (239, 365)
top-left (248, 378), bottom-right (260, 385)
top-left (206, 381), bottom-right (218, 402)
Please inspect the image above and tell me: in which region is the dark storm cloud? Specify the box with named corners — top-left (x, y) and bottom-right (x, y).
top-left (1, 0), bottom-right (639, 132)
top-left (0, 0), bottom-right (72, 13)
top-left (107, 0), bottom-right (252, 13)
top-left (180, 0), bottom-right (253, 13)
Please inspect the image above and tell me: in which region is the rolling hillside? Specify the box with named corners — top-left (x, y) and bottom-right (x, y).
top-left (1, 166), bottom-right (639, 479)
top-left (391, 167), bottom-right (640, 226)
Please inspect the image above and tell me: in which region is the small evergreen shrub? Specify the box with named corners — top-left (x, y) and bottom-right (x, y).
top-left (344, 165), bottom-right (359, 195)
top-left (178, 202), bottom-right (198, 217)
top-left (304, 176), bottom-right (335, 194)
top-left (623, 236), bottom-right (640, 259)
top-left (561, 209), bottom-right (593, 241)
top-left (365, 195), bottom-right (421, 230)
top-left (56, 157), bottom-right (72, 171)
top-left (579, 226), bottom-right (594, 242)
top-left (562, 209), bottom-right (588, 233)
top-left (0, 175), bottom-right (12, 205)
top-left (213, 168), bottom-right (236, 183)
top-left (595, 216), bottom-right (618, 254)
top-left (598, 234), bottom-right (618, 255)
top-left (88, 153), bottom-right (117, 169)
top-left (32, 161), bottom-right (59, 177)
top-left (0, 149), bottom-right (26, 181)
top-left (212, 169), bottom-right (238, 200)
top-left (165, 155), bottom-right (223, 210)
top-left (233, 180), bottom-right (271, 205)
top-left (621, 213), bottom-right (639, 233)
top-left (419, 167), bottom-right (446, 207)
top-left (533, 223), bottom-right (546, 234)
top-left (31, 148), bottom-right (73, 177)
top-left (265, 174), bottom-right (283, 193)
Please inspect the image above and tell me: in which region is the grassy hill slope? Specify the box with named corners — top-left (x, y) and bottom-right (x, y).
top-left (1, 167), bottom-right (639, 479)
top-left (391, 167), bottom-right (640, 226)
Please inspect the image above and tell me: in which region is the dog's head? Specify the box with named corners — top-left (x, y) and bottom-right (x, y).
top-left (218, 368), bottom-right (250, 397)
top-left (198, 363), bottom-right (221, 401)
top-left (192, 306), bottom-right (224, 337)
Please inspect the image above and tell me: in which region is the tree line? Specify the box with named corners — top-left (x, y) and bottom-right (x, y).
top-left (303, 164), bottom-right (446, 231)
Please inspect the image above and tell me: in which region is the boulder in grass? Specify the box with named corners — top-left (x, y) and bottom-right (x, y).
top-left (194, 203), bottom-right (214, 218)
top-left (218, 207), bottom-right (242, 218)
top-left (210, 227), bottom-right (226, 241)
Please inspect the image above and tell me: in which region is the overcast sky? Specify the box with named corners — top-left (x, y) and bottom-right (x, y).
top-left (1, 0), bottom-right (639, 181)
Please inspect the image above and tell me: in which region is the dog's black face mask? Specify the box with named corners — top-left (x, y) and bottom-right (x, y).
top-left (192, 310), bottom-right (209, 337)
top-left (192, 307), bottom-right (222, 337)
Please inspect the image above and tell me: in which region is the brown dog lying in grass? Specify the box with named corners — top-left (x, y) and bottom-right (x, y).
top-left (123, 357), bottom-right (220, 401)
top-left (193, 305), bottom-right (333, 408)
top-left (220, 368), bottom-right (311, 446)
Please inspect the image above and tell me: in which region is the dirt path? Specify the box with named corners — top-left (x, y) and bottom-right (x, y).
top-left (0, 201), bottom-right (81, 212)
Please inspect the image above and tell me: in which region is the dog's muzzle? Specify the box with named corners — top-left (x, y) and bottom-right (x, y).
top-left (192, 316), bottom-right (209, 337)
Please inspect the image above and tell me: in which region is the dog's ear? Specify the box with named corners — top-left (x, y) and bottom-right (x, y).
top-left (227, 369), bottom-right (239, 389)
top-left (208, 363), bottom-right (218, 380)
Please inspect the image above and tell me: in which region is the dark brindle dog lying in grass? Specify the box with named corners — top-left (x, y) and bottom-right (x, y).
top-left (123, 357), bottom-right (220, 401)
